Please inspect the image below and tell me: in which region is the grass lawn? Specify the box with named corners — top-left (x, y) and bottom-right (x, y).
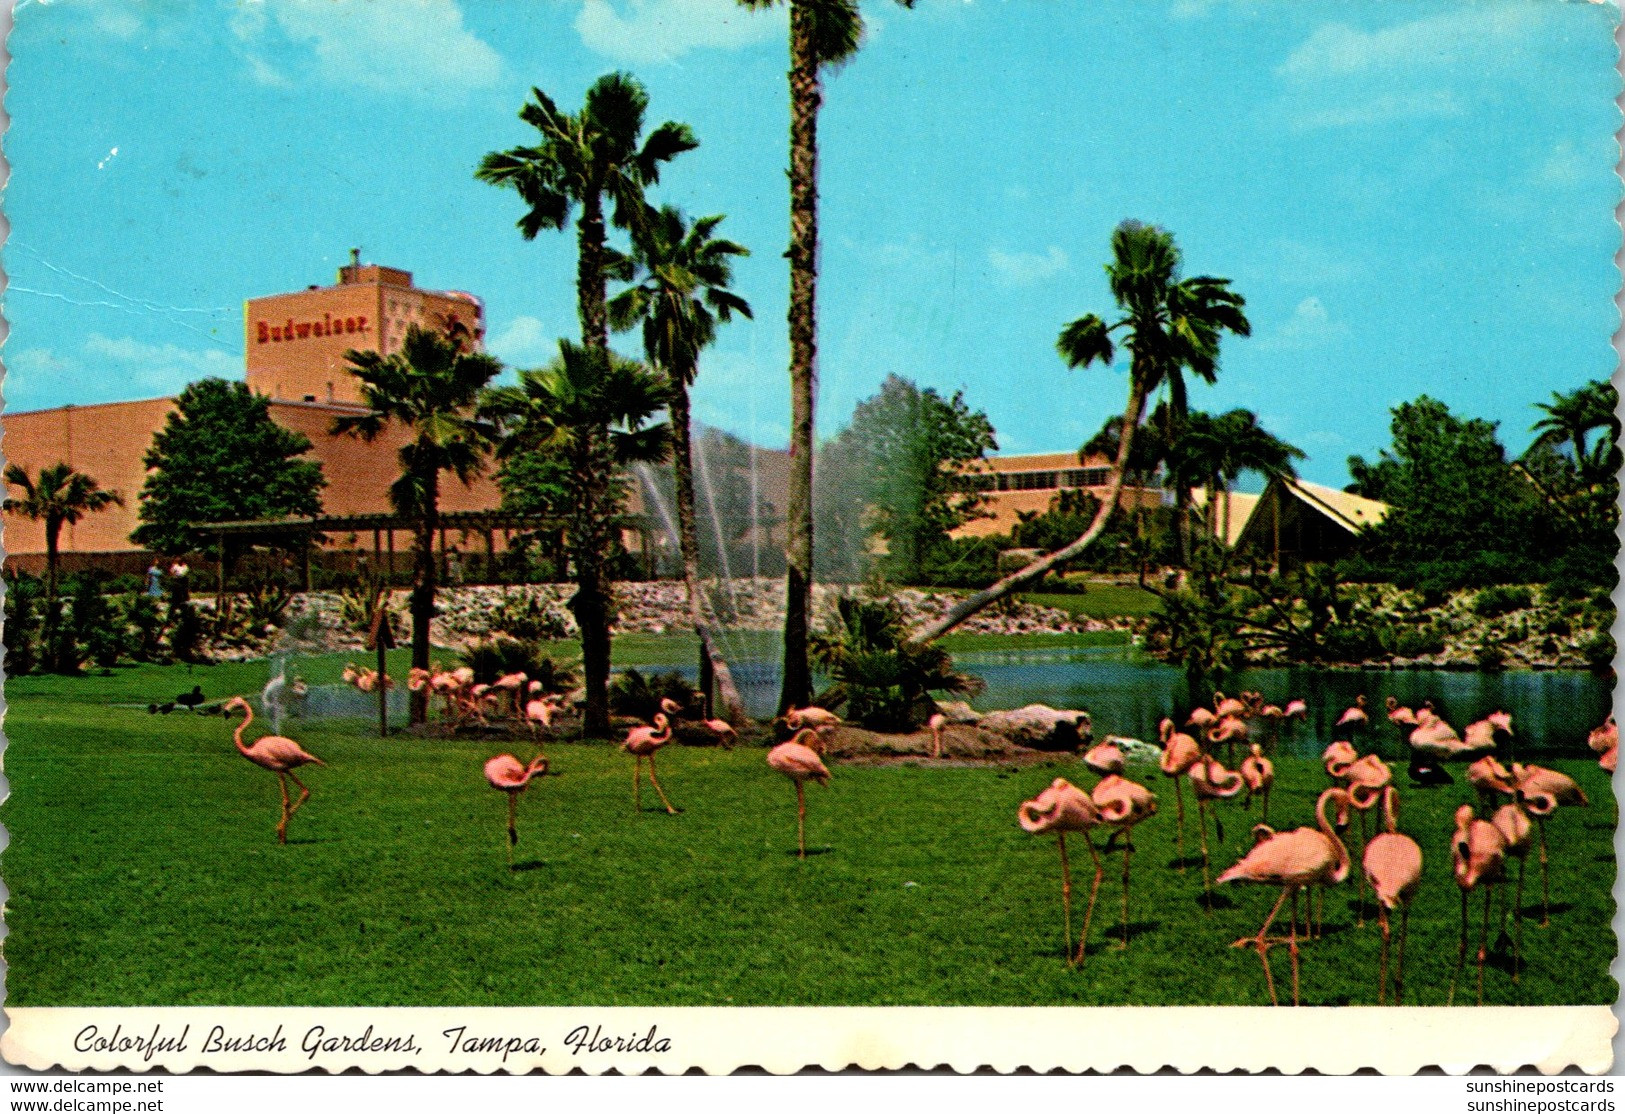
top-left (3, 659), bottom-right (1614, 1007)
top-left (1020, 582), bottom-right (1162, 620)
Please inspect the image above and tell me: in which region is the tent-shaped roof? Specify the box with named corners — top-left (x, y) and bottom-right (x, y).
top-left (1233, 475), bottom-right (1390, 566)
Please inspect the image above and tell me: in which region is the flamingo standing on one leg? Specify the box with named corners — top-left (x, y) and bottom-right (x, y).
top-left (484, 752), bottom-right (551, 867)
top-left (1240, 742), bottom-right (1274, 824)
top-left (1092, 773), bottom-right (1157, 950)
top-left (1337, 695), bottom-right (1370, 734)
top-left (1449, 804), bottom-right (1508, 1006)
top-left (1490, 800), bottom-right (1533, 983)
top-left (704, 718), bottom-right (737, 749)
top-left (1158, 718), bottom-right (1203, 870)
top-left (623, 713), bottom-right (679, 815)
top-left (1189, 754), bottom-right (1244, 904)
top-left (928, 712), bottom-right (948, 759)
top-left (1207, 715), bottom-right (1249, 766)
top-left (1018, 778), bottom-right (1104, 965)
top-left (224, 696), bottom-right (325, 845)
top-left (1217, 786), bottom-right (1353, 1007)
top-left (768, 727), bottom-right (832, 859)
top-left (1363, 786), bottom-right (1422, 1004)
top-left (1510, 762), bottom-right (1589, 927)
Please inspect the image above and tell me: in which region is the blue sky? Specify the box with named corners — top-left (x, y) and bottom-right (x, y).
top-left (4, 0), bottom-right (1619, 489)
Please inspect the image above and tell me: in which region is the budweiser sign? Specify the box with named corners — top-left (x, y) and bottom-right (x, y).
top-left (256, 313), bottom-right (370, 343)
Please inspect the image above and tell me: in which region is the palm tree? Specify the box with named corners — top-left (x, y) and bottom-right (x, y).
top-left (1530, 379), bottom-right (1619, 485)
top-left (481, 341), bottom-right (671, 736)
top-left (2, 462), bottom-right (123, 607)
top-left (610, 205), bottom-right (753, 724)
top-left (333, 326), bottom-right (501, 724)
top-left (1175, 409), bottom-right (1303, 544)
top-left (479, 73), bottom-right (695, 737)
top-left (737, 0), bottom-right (915, 712)
top-left (910, 222), bottom-right (1248, 645)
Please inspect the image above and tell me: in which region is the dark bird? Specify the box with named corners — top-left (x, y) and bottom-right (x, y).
top-left (1407, 753), bottom-right (1452, 788)
top-left (175, 685), bottom-right (205, 712)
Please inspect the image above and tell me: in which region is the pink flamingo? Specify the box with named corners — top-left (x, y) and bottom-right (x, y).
top-left (1207, 715), bottom-right (1249, 765)
top-left (224, 695), bottom-right (325, 845)
top-left (1322, 740), bottom-right (1359, 783)
top-left (1083, 738), bottom-right (1125, 777)
top-left (1218, 786), bottom-right (1353, 1006)
top-left (1342, 754), bottom-right (1393, 925)
top-left (1589, 716), bottom-right (1616, 773)
top-left (1091, 774), bottom-right (1157, 950)
top-left (1464, 711), bottom-right (1513, 757)
top-left (1159, 718), bottom-right (1203, 869)
top-left (523, 694), bottom-right (562, 740)
top-left (1189, 753), bottom-right (1244, 901)
top-left (623, 712), bottom-right (679, 815)
top-left (1213, 691), bottom-right (1247, 720)
top-left (1410, 711), bottom-right (1490, 761)
top-left (1602, 745), bottom-right (1617, 774)
top-left (484, 752), bottom-right (551, 867)
top-left (1490, 800), bottom-right (1533, 981)
top-left (1282, 699), bottom-right (1308, 721)
top-left (1336, 695), bottom-right (1370, 730)
top-left (704, 718), bottom-right (737, 749)
top-left (1384, 695), bottom-right (1418, 728)
top-left (786, 705), bottom-right (841, 732)
top-left (1240, 742), bottom-right (1274, 823)
top-left (1449, 804), bottom-right (1508, 1006)
top-left (928, 712), bottom-right (948, 759)
top-left (492, 672), bottom-right (529, 718)
top-left (1185, 706), bottom-right (1217, 732)
top-left (1465, 755), bottom-right (1515, 811)
top-left (1509, 762), bottom-right (1589, 925)
top-left (768, 727), bottom-right (832, 858)
top-left (1018, 777), bottom-right (1103, 965)
top-left (1362, 786), bottom-right (1422, 1004)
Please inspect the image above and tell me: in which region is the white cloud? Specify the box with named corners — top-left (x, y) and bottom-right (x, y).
top-left (235, 0), bottom-right (503, 94)
top-left (1255, 297), bottom-right (1348, 352)
top-left (575, 0), bottom-right (784, 65)
top-left (4, 336), bottom-right (242, 404)
top-left (1290, 90), bottom-right (1464, 131)
top-left (1277, 6), bottom-right (1542, 79)
top-left (986, 245), bottom-right (1069, 286)
top-left (486, 315), bottom-right (556, 369)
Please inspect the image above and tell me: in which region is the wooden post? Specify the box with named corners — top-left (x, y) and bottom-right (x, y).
top-left (369, 593), bottom-right (393, 738)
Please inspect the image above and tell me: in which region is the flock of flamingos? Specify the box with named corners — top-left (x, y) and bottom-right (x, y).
top-left (221, 667), bottom-right (1613, 1008)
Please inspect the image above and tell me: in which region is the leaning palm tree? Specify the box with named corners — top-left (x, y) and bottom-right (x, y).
top-left (2, 462), bottom-right (123, 607)
top-left (481, 341), bottom-right (671, 737)
top-left (910, 221), bottom-right (1248, 645)
top-left (737, 0), bottom-right (915, 712)
top-left (333, 326), bottom-right (501, 724)
top-left (479, 73), bottom-right (695, 737)
top-left (610, 205), bottom-right (753, 724)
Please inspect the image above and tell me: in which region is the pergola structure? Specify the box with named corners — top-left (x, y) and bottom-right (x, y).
top-left (192, 509), bottom-right (657, 594)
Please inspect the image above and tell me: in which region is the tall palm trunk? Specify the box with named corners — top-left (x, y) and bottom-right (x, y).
top-left (44, 516), bottom-right (62, 608)
top-left (574, 194), bottom-right (615, 737)
top-left (669, 380), bottom-right (749, 723)
top-left (779, 0), bottom-right (821, 714)
top-left (907, 374), bottom-right (1149, 646)
top-left (409, 465), bottom-right (440, 725)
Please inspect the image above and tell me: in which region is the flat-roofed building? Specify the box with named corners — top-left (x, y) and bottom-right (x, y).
top-left (952, 451), bottom-right (1163, 538)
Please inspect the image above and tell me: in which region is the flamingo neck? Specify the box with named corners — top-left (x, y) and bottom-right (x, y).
top-left (1381, 786), bottom-right (1399, 833)
top-left (1315, 788), bottom-right (1351, 882)
top-left (233, 703), bottom-right (254, 755)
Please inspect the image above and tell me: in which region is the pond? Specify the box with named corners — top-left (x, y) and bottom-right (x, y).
top-left (702, 646), bottom-right (1613, 758)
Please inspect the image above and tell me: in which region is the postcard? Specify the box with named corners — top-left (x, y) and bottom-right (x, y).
top-left (0, 0), bottom-right (1617, 1075)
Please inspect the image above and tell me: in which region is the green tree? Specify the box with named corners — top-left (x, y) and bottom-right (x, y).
top-left (5, 462), bottom-right (124, 608)
top-left (818, 375), bottom-right (996, 584)
top-left (1529, 379), bottom-right (1620, 486)
top-left (737, 0), bottom-right (916, 712)
top-left (911, 221), bottom-right (1248, 644)
top-left (610, 205), bottom-right (752, 722)
top-left (479, 73), bottom-right (695, 737)
top-left (132, 379), bottom-right (325, 568)
top-left (1182, 409), bottom-right (1304, 544)
top-left (482, 341), bottom-right (671, 736)
top-left (333, 326), bottom-right (501, 724)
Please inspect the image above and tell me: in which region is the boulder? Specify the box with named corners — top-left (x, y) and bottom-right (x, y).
top-left (978, 704), bottom-right (1093, 752)
top-left (933, 700), bottom-right (982, 725)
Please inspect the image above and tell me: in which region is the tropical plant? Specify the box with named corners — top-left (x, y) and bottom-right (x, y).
top-left (333, 325), bottom-right (501, 724)
top-left (480, 341), bottom-right (671, 736)
top-left (909, 221), bottom-right (1249, 644)
top-left (491, 590), bottom-right (573, 643)
top-left (458, 635), bottom-right (579, 693)
top-left (479, 73), bottom-right (695, 737)
top-left (1180, 408), bottom-right (1304, 545)
top-left (1530, 379), bottom-right (1620, 485)
top-left (608, 668), bottom-right (700, 722)
top-left (3, 462), bottom-right (123, 607)
top-left (610, 204), bottom-right (753, 722)
top-left (3, 571), bottom-right (44, 675)
top-left (811, 595), bottom-right (984, 732)
top-left (737, 0), bottom-right (916, 713)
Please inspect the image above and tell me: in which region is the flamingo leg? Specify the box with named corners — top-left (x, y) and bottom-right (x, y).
top-left (1197, 799), bottom-right (1213, 906)
top-left (1536, 818), bottom-right (1551, 927)
top-left (506, 793), bottom-right (517, 868)
top-left (1261, 782), bottom-right (1271, 825)
top-left (1376, 903), bottom-right (1391, 1005)
top-left (633, 756), bottom-right (643, 813)
top-left (1394, 903), bottom-right (1410, 1006)
top-left (795, 781), bottom-right (807, 858)
top-left (1514, 857), bottom-right (1525, 982)
top-left (1117, 835), bottom-right (1133, 949)
top-left (276, 772), bottom-right (290, 844)
top-left (1232, 884), bottom-right (1293, 1007)
top-left (1172, 775), bottom-right (1186, 870)
top-left (1355, 809), bottom-right (1368, 927)
top-left (646, 752), bottom-right (679, 815)
top-left (286, 770), bottom-right (312, 818)
top-left (1288, 887), bottom-right (1301, 1007)
top-left (1477, 886), bottom-right (1492, 1006)
top-left (1449, 886), bottom-right (1468, 1006)
top-left (1076, 835), bottom-right (1103, 968)
top-left (1057, 832), bottom-right (1073, 965)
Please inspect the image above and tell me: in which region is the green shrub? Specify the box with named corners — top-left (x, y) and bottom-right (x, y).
top-left (1583, 633), bottom-right (1616, 674)
top-left (492, 591), bottom-right (571, 642)
top-left (609, 668), bottom-right (698, 721)
top-left (1472, 585), bottom-right (1532, 618)
top-left (3, 572), bottom-right (43, 675)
